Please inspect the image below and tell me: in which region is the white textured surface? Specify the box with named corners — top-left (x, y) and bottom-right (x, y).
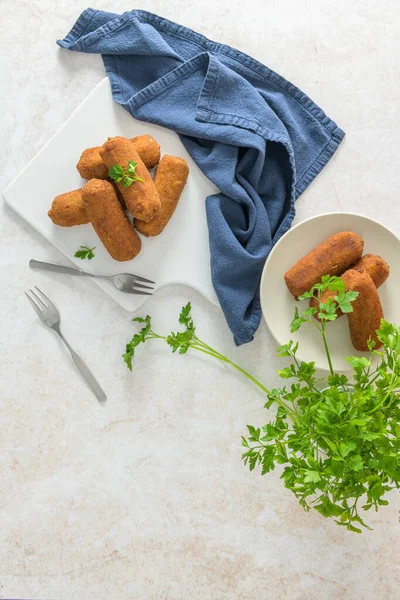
top-left (1, 1), bottom-right (400, 598)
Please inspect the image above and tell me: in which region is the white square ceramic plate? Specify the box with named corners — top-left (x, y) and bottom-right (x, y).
top-left (3, 78), bottom-right (219, 311)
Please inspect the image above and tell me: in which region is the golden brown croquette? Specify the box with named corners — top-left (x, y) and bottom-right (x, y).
top-left (342, 269), bottom-right (384, 351)
top-left (134, 155), bottom-right (189, 237)
top-left (100, 136), bottom-right (161, 222)
top-left (48, 189), bottom-right (90, 227)
top-left (82, 179), bottom-right (141, 262)
top-left (76, 135), bottom-right (161, 180)
top-left (284, 232), bottom-right (364, 298)
top-left (310, 253), bottom-right (389, 320)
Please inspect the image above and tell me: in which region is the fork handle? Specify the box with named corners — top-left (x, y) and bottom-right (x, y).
top-left (30, 259), bottom-right (101, 278)
top-left (57, 330), bottom-right (107, 403)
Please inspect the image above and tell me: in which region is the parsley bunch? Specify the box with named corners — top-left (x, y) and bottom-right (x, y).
top-left (123, 277), bottom-right (400, 532)
top-left (108, 160), bottom-right (144, 187)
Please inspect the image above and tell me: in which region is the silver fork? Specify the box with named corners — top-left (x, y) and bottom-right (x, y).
top-left (29, 260), bottom-right (154, 295)
top-left (25, 287), bottom-right (107, 403)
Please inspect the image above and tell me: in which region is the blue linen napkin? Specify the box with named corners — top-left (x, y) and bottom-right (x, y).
top-left (58, 9), bottom-right (345, 345)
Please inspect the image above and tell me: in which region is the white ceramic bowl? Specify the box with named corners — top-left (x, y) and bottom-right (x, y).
top-left (260, 213), bottom-right (400, 371)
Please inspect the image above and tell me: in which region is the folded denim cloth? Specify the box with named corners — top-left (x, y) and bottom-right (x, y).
top-left (58, 9), bottom-right (345, 345)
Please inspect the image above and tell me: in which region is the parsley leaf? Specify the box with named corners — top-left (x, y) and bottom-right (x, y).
top-left (74, 245), bottom-right (96, 260)
top-left (122, 315), bottom-right (152, 370)
top-left (290, 306), bottom-right (306, 332)
top-left (108, 161), bottom-right (144, 187)
top-left (122, 176), bottom-right (134, 188)
top-left (108, 164), bottom-right (124, 182)
top-left (336, 289), bottom-right (359, 313)
top-left (127, 160), bottom-right (139, 174)
top-left (304, 470), bottom-right (321, 483)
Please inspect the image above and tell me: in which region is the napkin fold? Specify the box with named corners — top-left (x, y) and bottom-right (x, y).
top-left (58, 9), bottom-right (344, 345)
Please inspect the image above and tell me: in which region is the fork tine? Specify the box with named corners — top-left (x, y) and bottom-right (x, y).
top-left (132, 274), bottom-right (155, 285)
top-left (34, 286), bottom-right (53, 308)
top-left (132, 281), bottom-right (154, 291)
top-left (30, 288), bottom-right (48, 309)
top-left (132, 289), bottom-right (153, 296)
top-left (25, 291), bottom-right (43, 315)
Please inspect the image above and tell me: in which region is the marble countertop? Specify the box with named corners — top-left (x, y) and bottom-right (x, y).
top-left (1, 1), bottom-right (400, 598)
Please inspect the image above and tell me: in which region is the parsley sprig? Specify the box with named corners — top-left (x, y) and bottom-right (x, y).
top-left (108, 160), bottom-right (144, 187)
top-left (122, 304), bottom-right (289, 409)
top-left (123, 277), bottom-right (400, 532)
top-left (291, 275), bottom-right (359, 375)
top-left (74, 245), bottom-right (95, 260)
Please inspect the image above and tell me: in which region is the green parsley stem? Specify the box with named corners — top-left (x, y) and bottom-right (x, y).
top-left (363, 372), bottom-right (380, 389)
top-left (321, 323), bottom-right (334, 376)
top-left (136, 330), bottom-right (298, 420)
top-left (309, 318), bottom-right (333, 356)
top-left (248, 443), bottom-right (269, 451)
top-left (368, 371), bottom-right (398, 414)
top-left (188, 339), bottom-right (298, 419)
top-left (147, 333), bottom-right (165, 341)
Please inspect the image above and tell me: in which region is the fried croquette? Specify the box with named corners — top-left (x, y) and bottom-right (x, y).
top-left (131, 135), bottom-right (161, 169)
top-left (100, 136), bottom-right (161, 222)
top-left (82, 179), bottom-right (141, 262)
top-left (48, 182), bottom-right (128, 227)
top-left (134, 155), bottom-right (189, 237)
top-left (48, 189), bottom-right (90, 227)
top-left (341, 269), bottom-right (384, 351)
top-left (76, 146), bottom-right (109, 179)
top-left (353, 253), bottom-right (390, 288)
top-left (284, 231), bottom-right (364, 298)
top-left (77, 135), bottom-right (160, 180)
top-left (111, 181), bottom-right (127, 211)
top-left (310, 253), bottom-right (389, 320)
